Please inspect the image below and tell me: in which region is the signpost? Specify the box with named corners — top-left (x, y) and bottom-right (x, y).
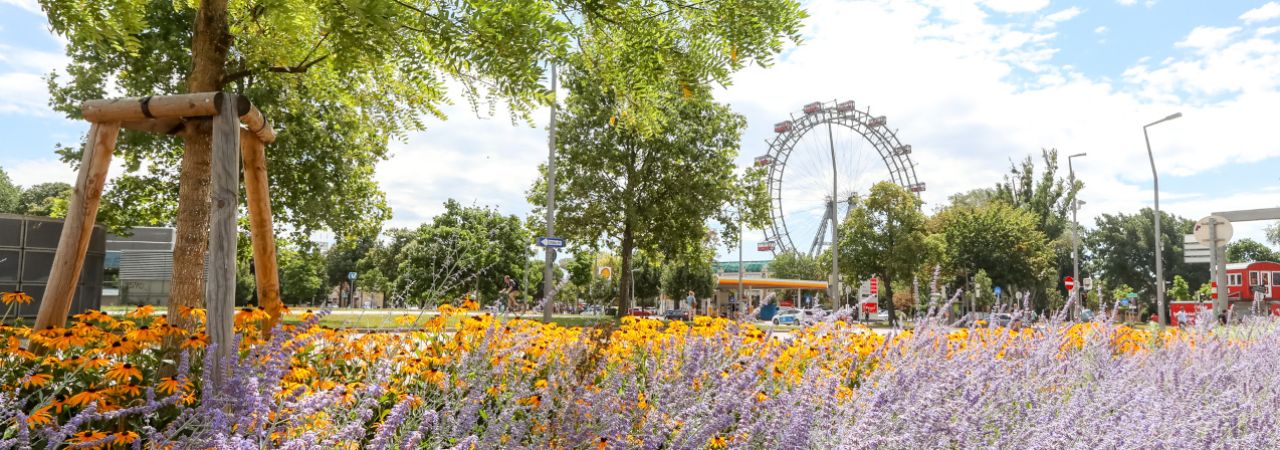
top-left (1063, 276), bottom-right (1075, 291)
top-left (536, 236), bottom-right (566, 248)
top-left (869, 277), bottom-right (878, 295)
top-left (1083, 277), bottom-right (1093, 290)
top-left (1194, 215), bottom-right (1232, 315)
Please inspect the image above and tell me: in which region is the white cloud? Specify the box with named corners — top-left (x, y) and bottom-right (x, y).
top-left (1034, 7), bottom-right (1083, 29)
top-left (0, 41), bottom-right (69, 117)
top-left (1241, 2), bottom-right (1280, 24)
top-left (1095, 26), bottom-right (1108, 34)
top-left (979, 0), bottom-right (1050, 14)
top-left (1116, 0), bottom-right (1137, 5)
top-left (1175, 26), bottom-right (1242, 53)
top-left (0, 0), bottom-right (40, 14)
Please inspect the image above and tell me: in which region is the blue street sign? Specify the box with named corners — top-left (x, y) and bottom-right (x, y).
top-left (347, 271), bottom-right (357, 280)
top-left (994, 286), bottom-right (1002, 297)
top-left (536, 237), bottom-right (566, 248)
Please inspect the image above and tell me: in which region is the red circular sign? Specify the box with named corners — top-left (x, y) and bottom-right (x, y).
top-left (1064, 276), bottom-right (1075, 290)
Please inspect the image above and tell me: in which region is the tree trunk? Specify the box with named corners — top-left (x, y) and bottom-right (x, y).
top-left (883, 275), bottom-right (896, 327)
top-left (617, 222), bottom-right (634, 318)
top-left (168, 0), bottom-right (232, 333)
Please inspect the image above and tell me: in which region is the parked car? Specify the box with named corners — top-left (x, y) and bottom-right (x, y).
top-left (662, 309), bottom-right (690, 321)
top-left (629, 308), bottom-right (654, 317)
top-left (772, 308), bottom-right (817, 326)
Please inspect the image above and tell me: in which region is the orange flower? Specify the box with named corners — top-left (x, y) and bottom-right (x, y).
top-left (112, 383), bottom-right (142, 397)
top-left (178, 305), bottom-right (207, 324)
top-left (597, 437), bottom-right (609, 450)
top-left (67, 430), bottom-right (110, 448)
top-left (47, 330), bottom-right (87, 349)
top-left (5, 336), bottom-right (35, 360)
top-left (125, 325), bottom-right (159, 343)
top-left (156, 377), bottom-right (187, 395)
top-left (125, 305), bottom-right (154, 318)
top-left (80, 357), bottom-right (112, 370)
top-left (100, 338), bottom-right (136, 356)
top-left (104, 363), bottom-right (142, 383)
top-left (183, 332), bottom-right (208, 349)
top-left (2, 291), bottom-right (32, 305)
top-left (24, 405), bottom-right (54, 427)
top-left (65, 387), bottom-right (105, 408)
top-left (22, 373), bottom-right (52, 389)
top-left (113, 431), bottom-right (139, 446)
top-left (235, 306), bottom-right (269, 325)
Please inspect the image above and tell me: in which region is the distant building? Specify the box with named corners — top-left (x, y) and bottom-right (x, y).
top-left (107, 227), bottom-right (177, 306)
top-left (0, 213), bottom-right (104, 318)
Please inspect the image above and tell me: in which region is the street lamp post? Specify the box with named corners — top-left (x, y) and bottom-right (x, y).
top-left (1067, 152), bottom-right (1087, 320)
top-left (1143, 112), bottom-right (1182, 327)
top-left (542, 62), bottom-right (559, 323)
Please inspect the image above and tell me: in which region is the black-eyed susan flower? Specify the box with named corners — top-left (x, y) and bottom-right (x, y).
top-left (2, 291), bottom-right (32, 305)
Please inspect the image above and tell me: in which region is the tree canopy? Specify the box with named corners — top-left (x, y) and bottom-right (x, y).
top-left (768, 251), bottom-right (825, 281)
top-left (837, 181), bottom-right (928, 325)
top-left (532, 65), bottom-right (756, 316)
top-left (1086, 208), bottom-right (1206, 296)
top-left (0, 167), bottom-right (20, 213)
top-left (929, 201), bottom-right (1054, 292)
top-left (1226, 238), bottom-right (1278, 263)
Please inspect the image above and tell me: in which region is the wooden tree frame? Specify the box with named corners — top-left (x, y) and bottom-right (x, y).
top-left (32, 92), bottom-right (281, 380)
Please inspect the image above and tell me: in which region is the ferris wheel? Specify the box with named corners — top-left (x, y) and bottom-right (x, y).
top-left (755, 100), bottom-right (924, 257)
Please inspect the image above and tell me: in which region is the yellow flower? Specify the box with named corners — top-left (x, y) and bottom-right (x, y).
top-left (2, 291), bottom-right (32, 305)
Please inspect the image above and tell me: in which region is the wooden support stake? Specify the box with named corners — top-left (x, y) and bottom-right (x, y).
top-left (82, 92), bottom-right (239, 122)
top-left (239, 104), bottom-right (277, 144)
top-left (205, 93), bottom-right (240, 387)
top-left (34, 123), bottom-right (120, 331)
top-left (241, 130), bottom-right (282, 335)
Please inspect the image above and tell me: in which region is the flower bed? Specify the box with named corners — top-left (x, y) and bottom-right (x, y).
top-left (3, 298), bottom-right (1280, 449)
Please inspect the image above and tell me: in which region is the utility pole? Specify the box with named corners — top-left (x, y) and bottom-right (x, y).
top-left (1068, 152), bottom-right (1086, 320)
top-left (542, 62), bottom-right (558, 323)
top-left (1143, 112), bottom-right (1181, 326)
top-left (737, 205), bottom-right (744, 316)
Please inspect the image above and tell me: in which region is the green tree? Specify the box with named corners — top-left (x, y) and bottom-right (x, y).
top-left (278, 245), bottom-right (327, 305)
top-left (394, 200), bottom-right (530, 305)
top-left (16, 182), bottom-right (73, 217)
top-left (325, 235), bottom-right (378, 301)
top-left (1169, 275), bottom-right (1191, 301)
top-left (768, 251), bottom-right (825, 281)
top-left (837, 182), bottom-right (928, 326)
top-left (661, 247), bottom-right (716, 307)
top-left (994, 149), bottom-right (1076, 240)
top-left (947, 188), bottom-right (997, 209)
top-left (1267, 222), bottom-right (1280, 247)
top-left (521, 258), bottom-right (566, 303)
top-left (1086, 208), bottom-right (1206, 297)
top-left (533, 67), bottom-right (754, 317)
top-left (0, 166), bottom-right (19, 213)
top-left (971, 269), bottom-right (996, 311)
top-left (1226, 238), bottom-right (1278, 263)
top-left (930, 202), bottom-right (1054, 292)
top-left (1195, 282), bottom-right (1214, 301)
top-left (41, 0), bottom-right (803, 326)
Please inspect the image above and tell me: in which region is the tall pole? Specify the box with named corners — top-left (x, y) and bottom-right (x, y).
top-left (542, 63), bottom-right (558, 323)
top-left (1068, 152), bottom-right (1086, 320)
top-left (737, 207), bottom-right (744, 315)
top-left (827, 120), bottom-right (840, 308)
top-left (1144, 112), bottom-right (1181, 327)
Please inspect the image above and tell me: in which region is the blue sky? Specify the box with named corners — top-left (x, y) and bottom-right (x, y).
top-left (1, 0), bottom-right (1278, 263)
